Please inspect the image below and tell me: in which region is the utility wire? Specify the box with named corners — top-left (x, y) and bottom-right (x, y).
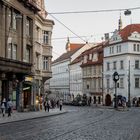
top-left (48, 7), bottom-right (140, 15)
top-left (48, 13), bottom-right (86, 43)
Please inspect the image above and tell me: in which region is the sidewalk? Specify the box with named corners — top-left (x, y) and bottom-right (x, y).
top-left (0, 108), bottom-right (67, 125)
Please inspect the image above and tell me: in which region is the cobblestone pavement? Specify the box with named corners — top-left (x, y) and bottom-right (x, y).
top-left (0, 108), bottom-right (67, 124)
top-left (0, 106), bottom-right (140, 140)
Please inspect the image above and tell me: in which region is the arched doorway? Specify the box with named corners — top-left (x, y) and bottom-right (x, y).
top-left (105, 94), bottom-right (112, 106)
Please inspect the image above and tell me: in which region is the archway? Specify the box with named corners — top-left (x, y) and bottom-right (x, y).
top-left (105, 94), bottom-right (112, 106)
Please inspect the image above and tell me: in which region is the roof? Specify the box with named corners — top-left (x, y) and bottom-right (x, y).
top-left (80, 44), bottom-right (103, 67)
top-left (52, 43), bottom-right (85, 64)
top-left (69, 43), bottom-right (85, 51)
top-left (70, 43), bottom-right (103, 66)
top-left (70, 54), bottom-right (83, 65)
top-left (119, 24), bottom-right (140, 41)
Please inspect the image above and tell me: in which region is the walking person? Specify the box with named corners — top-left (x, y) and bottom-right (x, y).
top-left (47, 100), bottom-right (51, 112)
top-left (59, 99), bottom-right (63, 111)
top-left (1, 98), bottom-right (6, 117)
top-left (44, 101), bottom-right (47, 112)
top-left (7, 98), bottom-right (13, 117)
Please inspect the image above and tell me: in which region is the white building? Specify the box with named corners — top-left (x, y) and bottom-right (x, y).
top-left (50, 39), bottom-right (97, 102)
top-left (69, 55), bottom-right (83, 100)
top-left (103, 24), bottom-right (140, 106)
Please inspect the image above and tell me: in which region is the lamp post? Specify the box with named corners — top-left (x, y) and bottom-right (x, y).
top-left (128, 60), bottom-right (131, 107)
top-left (113, 71), bottom-right (119, 109)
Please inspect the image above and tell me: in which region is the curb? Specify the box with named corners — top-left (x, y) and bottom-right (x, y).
top-left (0, 111), bottom-right (68, 125)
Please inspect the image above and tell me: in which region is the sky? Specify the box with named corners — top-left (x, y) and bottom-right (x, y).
top-left (45, 0), bottom-right (140, 60)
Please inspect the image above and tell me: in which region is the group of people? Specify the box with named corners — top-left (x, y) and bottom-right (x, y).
top-left (1, 98), bottom-right (13, 117)
top-left (43, 99), bottom-right (63, 112)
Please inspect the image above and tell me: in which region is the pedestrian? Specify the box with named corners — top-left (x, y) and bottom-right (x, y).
top-left (44, 101), bottom-right (47, 112)
top-left (47, 100), bottom-right (51, 112)
top-left (56, 100), bottom-right (59, 108)
top-left (1, 98), bottom-right (6, 117)
top-left (7, 98), bottom-right (13, 117)
top-left (59, 99), bottom-right (63, 111)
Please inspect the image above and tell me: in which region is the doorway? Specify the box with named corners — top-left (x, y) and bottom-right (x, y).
top-left (105, 94), bottom-right (112, 106)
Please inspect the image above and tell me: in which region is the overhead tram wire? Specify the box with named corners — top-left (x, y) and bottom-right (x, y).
top-left (48, 13), bottom-right (87, 43)
top-left (48, 7), bottom-right (140, 15)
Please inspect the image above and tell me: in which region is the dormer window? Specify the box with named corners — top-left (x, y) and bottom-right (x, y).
top-left (84, 55), bottom-right (87, 63)
top-left (92, 53), bottom-right (98, 61)
top-left (89, 53), bottom-right (92, 60)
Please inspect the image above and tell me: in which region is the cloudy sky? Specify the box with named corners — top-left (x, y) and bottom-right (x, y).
top-left (45, 0), bottom-right (140, 60)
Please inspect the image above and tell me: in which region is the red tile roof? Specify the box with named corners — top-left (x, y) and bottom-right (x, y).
top-left (69, 43), bottom-right (85, 51)
top-left (52, 43), bottom-right (85, 64)
top-left (119, 24), bottom-right (140, 41)
top-left (80, 44), bottom-right (103, 67)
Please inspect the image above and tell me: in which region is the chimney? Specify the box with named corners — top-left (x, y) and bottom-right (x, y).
top-left (104, 33), bottom-right (109, 41)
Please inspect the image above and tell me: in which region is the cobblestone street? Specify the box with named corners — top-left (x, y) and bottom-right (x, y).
top-left (0, 106), bottom-right (140, 140)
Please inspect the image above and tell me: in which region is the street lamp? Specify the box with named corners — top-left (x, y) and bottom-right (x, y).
top-left (128, 60), bottom-right (131, 107)
top-left (113, 71), bottom-right (119, 109)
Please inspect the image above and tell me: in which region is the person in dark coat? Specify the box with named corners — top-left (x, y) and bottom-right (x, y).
top-left (7, 98), bottom-right (13, 117)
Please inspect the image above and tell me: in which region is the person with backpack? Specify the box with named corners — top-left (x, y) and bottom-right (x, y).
top-left (7, 98), bottom-right (13, 117)
top-left (1, 98), bottom-right (6, 117)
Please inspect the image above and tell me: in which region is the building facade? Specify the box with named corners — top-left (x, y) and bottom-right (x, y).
top-left (50, 41), bottom-right (98, 102)
top-left (0, 0), bottom-right (53, 111)
top-left (81, 44), bottom-right (103, 105)
top-left (103, 24), bottom-right (140, 106)
top-left (34, 0), bottom-right (54, 110)
top-left (69, 56), bottom-right (83, 100)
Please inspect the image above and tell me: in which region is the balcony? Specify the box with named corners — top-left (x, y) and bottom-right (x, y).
top-left (42, 46), bottom-right (52, 57)
top-left (42, 70), bottom-right (52, 80)
top-left (0, 57), bottom-right (32, 74)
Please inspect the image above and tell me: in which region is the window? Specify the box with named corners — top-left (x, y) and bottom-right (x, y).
top-left (43, 56), bottom-right (48, 70)
top-left (89, 54), bottom-right (92, 60)
top-left (43, 31), bottom-right (49, 44)
top-left (12, 11), bottom-right (17, 29)
top-left (120, 78), bottom-right (124, 88)
top-left (26, 47), bottom-right (30, 62)
top-left (107, 62), bottom-right (110, 71)
top-left (119, 45), bottom-right (121, 52)
top-left (87, 84), bottom-right (89, 89)
top-left (7, 43), bottom-right (17, 59)
top-left (12, 44), bottom-right (17, 60)
top-left (93, 79), bottom-right (96, 88)
top-left (9, 9), bottom-right (17, 29)
top-left (113, 61), bottom-right (117, 70)
top-left (133, 44), bottom-right (136, 51)
top-left (110, 47), bottom-right (111, 54)
top-left (112, 46), bottom-right (114, 54)
top-left (107, 79), bottom-right (110, 92)
top-left (135, 60), bottom-right (139, 69)
top-left (137, 44), bottom-right (140, 52)
top-left (120, 60), bottom-right (124, 69)
top-left (7, 43), bottom-right (12, 59)
top-left (135, 78), bottom-right (139, 88)
top-left (84, 55), bottom-right (87, 63)
top-left (26, 18), bottom-right (32, 36)
top-left (116, 45), bottom-right (119, 53)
